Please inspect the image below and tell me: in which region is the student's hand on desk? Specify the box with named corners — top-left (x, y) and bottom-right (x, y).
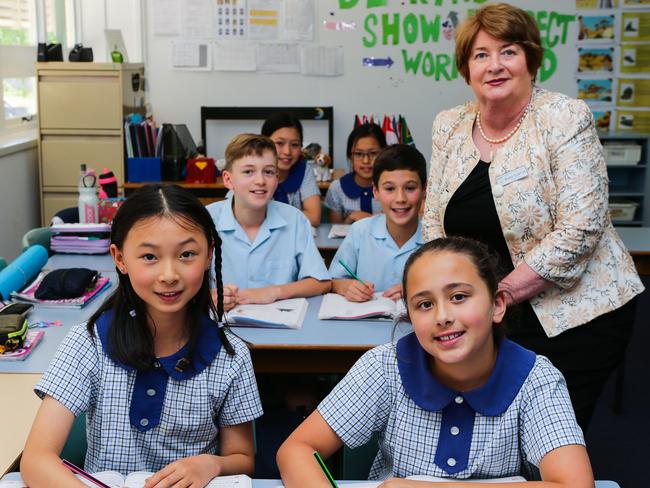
top-left (346, 210), bottom-right (372, 224)
top-left (237, 285), bottom-right (281, 304)
top-left (211, 285), bottom-right (239, 312)
top-left (342, 279), bottom-right (375, 302)
top-left (144, 454), bottom-right (219, 488)
top-left (382, 284), bottom-right (402, 301)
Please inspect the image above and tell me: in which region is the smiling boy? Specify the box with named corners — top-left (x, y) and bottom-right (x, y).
top-left (329, 144), bottom-right (427, 302)
top-left (207, 134), bottom-right (330, 310)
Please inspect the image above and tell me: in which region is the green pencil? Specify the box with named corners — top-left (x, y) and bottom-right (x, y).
top-left (338, 259), bottom-right (368, 287)
top-left (313, 451), bottom-right (338, 488)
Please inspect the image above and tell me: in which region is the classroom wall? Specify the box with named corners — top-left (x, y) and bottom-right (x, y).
top-left (0, 145), bottom-right (40, 261)
top-left (139, 0), bottom-right (580, 166)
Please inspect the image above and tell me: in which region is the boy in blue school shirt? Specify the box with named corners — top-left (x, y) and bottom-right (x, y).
top-left (207, 134), bottom-right (331, 310)
top-left (329, 144), bottom-right (426, 302)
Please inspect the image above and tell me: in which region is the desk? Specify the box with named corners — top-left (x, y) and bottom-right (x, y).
top-left (123, 169), bottom-right (346, 205)
top-left (0, 254), bottom-right (117, 474)
top-left (0, 474), bottom-right (621, 487)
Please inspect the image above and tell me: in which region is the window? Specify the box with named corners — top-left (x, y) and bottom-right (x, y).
top-left (0, 0), bottom-right (76, 132)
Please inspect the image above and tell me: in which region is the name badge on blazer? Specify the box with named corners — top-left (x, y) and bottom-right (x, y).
top-left (496, 166), bottom-right (528, 187)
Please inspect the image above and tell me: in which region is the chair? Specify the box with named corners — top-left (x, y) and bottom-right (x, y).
top-left (21, 227), bottom-right (53, 252)
top-left (60, 413), bottom-right (87, 467)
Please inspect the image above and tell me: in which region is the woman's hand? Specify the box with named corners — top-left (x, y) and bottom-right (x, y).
top-left (144, 454), bottom-right (218, 488)
top-left (382, 284), bottom-right (402, 301)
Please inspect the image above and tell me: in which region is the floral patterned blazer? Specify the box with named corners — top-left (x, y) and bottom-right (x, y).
top-left (422, 87), bottom-right (644, 338)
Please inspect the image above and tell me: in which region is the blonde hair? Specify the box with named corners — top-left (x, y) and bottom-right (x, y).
top-left (224, 133), bottom-right (277, 171)
top-left (455, 3), bottom-right (543, 84)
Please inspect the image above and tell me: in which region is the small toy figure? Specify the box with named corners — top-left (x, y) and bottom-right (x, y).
top-left (303, 143), bottom-right (332, 182)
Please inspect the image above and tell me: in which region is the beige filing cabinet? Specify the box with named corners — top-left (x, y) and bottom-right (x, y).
top-left (36, 62), bottom-right (145, 225)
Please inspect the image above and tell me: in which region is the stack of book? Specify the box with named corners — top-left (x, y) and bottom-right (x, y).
top-left (11, 271), bottom-right (111, 309)
top-left (50, 223), bottom-right (111, 254)
top-left (125, 119), bottom-right (158, 158)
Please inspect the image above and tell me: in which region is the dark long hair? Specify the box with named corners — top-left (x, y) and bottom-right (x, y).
top-left (87, 184), bottom-right (234, 370)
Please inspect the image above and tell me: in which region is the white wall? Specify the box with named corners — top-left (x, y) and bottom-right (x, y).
top-left (84, 0), bottom-right (581, 166)
top-left (0, 145), bottom-right (40, 261)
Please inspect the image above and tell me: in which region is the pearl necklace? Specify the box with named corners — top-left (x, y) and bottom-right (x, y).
top-left (476, 102), bottom-right (530, 145)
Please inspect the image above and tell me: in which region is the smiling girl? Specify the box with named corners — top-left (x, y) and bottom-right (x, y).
top-left (21, 185), bottom-right (262, 488)
top-left (277, 236), bottom-right (593, 488)
top-left (261, 112), bottom-right (322, 226)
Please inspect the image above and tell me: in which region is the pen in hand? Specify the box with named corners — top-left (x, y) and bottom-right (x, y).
top-left (337, 259), bottom-right (368, 287)
top-left (313, 451), bottom-right (338, 488)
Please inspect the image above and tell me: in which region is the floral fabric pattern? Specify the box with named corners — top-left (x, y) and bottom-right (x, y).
top-left (423, 87), bottom-right (644, 337)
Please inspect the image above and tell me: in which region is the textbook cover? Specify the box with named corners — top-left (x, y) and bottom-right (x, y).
top-left (226, 298), bottom-right (308, 329)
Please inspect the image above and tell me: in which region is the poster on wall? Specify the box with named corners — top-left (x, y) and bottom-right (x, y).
top-left (592, 110), bottom-right (614, 131)
top-left (622, 0), bottom-right (650, 6)
top-left (621, 12), bottom-right (650, 40)
top-left (618, 78), bottom-right (650, 105)
top-left (578, 78), bottom-right (614, 104)
top-left (617, 110), bottom-right (650, 132)
top-left (576, 0), bottom-right (619, 6)
top-left (215, 0), bottom-right (247, 39)
top-left (578, 15), bottom-right (616, 41)
top-left (578, 47), bottom-right (615, 72)
top-left (620, 44), bottom-right (650, 72)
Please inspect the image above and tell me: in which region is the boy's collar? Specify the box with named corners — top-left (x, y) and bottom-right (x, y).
top-left (396, 332), bottom-right (535, 415)
top-left (218, 198), bottom-right (286, 232)
top-left (96, 309), bottom-right (223, 380)
top-left (371, 214), bottom-right (424, 244)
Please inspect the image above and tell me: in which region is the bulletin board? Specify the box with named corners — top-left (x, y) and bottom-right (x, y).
top-left (144, 0), bottom-right (601, 166)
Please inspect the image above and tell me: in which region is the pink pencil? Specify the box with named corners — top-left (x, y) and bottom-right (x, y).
top-left (61, 459), bottom-right (112, 488)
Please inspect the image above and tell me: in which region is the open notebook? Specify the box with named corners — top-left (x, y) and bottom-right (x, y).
top-left (337, 475), bottom-right (526, 487)
top-left (226, 298), bottom-right (308, 329)
top-left (318, 293), bottom-right (406, 320)
top-left (0, 472), bottom-right (251, 488)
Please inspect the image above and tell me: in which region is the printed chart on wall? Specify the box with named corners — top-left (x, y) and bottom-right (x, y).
top-left (576, 0), bottom-right (650, 133)
top-left (153, 0), bottom-right (340, 75)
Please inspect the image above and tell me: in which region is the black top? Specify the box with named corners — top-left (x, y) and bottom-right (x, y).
top-left (444, 161), bottom-right (541, 334)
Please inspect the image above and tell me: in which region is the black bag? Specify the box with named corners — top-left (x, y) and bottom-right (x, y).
top-left (68, 44), bottom-right (94, 62)
top-left (34, 268), bottom-right (99, 300)
top-left (0, 303), bottom-right (33, 352)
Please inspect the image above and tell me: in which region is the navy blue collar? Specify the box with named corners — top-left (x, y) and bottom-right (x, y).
top-left (275, 159), bottom-right (306, 204)
top-left (396, 332), bottom-right (535, 415)
top-left (340, 172), bottom-right (374, 213)
top-left (96, 309), bottom-right (223, 381)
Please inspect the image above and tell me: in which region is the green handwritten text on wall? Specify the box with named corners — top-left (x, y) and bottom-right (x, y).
top-left (341, 1), bottom-right (575, 82)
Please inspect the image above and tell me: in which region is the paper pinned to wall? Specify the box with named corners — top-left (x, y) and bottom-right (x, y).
top-left (257, 42), bottom-right (300, 72)
top-left (300, 45), bottom-right (344, 76)
top-left (182, 0), bottom-right (214, 39)
top-left (214, 41), bottom-right (257, 71)
top-left (248, 0), bottom-right (280, 40)
top-left (171, 40), bottom-right (212, 70)
top-left (215, 0), bottom-right (247, 39)
top-left (281, 0), bottom-right (315, 41)
top-left (153, 0), bottom-right (181, 36)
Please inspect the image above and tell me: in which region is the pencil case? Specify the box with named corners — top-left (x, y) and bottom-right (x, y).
top-left (34, 268), bottom-right (98, 300)
top-left (0, 302), bottom-right (33, 352)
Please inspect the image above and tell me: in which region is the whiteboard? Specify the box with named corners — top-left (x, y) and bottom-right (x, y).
top-left (144, 0), bottom-right (583, 168)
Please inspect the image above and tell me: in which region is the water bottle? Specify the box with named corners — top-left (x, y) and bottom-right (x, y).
top-left (78, 166), bottom-right (98, 224)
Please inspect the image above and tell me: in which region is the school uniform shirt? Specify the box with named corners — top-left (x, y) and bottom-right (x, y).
top-left (35, 312), bottom-right (263, 474)
top-left (325, 172), bottom-right (382, 219)
top-left (207, 199), bottom-right (330, 288)
top-left (318, 334), bottom-right (584, 481)
top-left (329, 214), bottom-right (423, 291)
top-left (423, 87), bottom-right (644, 337)
top-left (274, 159), bottom-right (320, 210)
